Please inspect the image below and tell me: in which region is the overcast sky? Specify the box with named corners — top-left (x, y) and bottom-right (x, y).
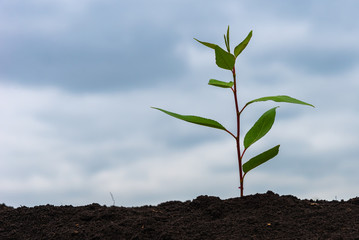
top-left (1, 0), bottom-right (359, 207)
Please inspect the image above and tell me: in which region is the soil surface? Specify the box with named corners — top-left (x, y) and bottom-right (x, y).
top-left (1, 191), bottom-right (359, 239)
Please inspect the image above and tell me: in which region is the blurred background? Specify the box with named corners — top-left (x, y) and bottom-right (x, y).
top-left (1, 0), bottom-right (358, 207)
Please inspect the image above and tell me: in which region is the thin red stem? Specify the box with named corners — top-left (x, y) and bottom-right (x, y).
top-left (241, 147), bottom-right (248, 160)
top-left (232, 66), bottom-right (244, 197)
top-left (239, 103), bottom-right (248, 116)
top-left (225, 129), bottom-right (236, 139)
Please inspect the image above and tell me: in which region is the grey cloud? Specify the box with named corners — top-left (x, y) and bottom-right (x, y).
top-left (0, 1), bottom-right (187, 93)
top-left (285, 49), bottom-right (358, 75)
top-left (244, 0), bottom-right (359, 27)
top-left (1, 30), bottom-right (185, 92)
top-left (240, 0), bottom-right (359, 76)
top-left (0, 0), bottom-right (259, 93)
top-left (251, 48), bottom-right (359, 76)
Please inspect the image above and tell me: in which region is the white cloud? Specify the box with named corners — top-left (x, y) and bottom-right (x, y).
top-left (1, 77), bottom-right (357, 207)
top-left (0, 82), bottom-right (233, 206)
top-left (0, 0), bottom-right (92, 35)
top-left (1, 76), bottom-right (358, 206)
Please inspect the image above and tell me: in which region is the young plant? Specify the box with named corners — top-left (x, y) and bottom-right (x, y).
top-left (152, 26), bottom-right (314, 197)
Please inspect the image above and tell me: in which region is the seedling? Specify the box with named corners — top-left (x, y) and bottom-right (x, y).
top-left (152, 26), bottom-right (314, 196)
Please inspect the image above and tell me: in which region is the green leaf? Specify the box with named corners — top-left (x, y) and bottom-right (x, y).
top-left (224, 25), bottom-right (230, 52)
top-left (224, 35), bottom-right (229, 52)
top-left (246, 95), bottom-right (315, 108)
top-left (215, 45), bottom-right (235, 70)
top-left (234, 30), bottom-right (253, 57)
top-left (243, 145), bottom-right (280, 174)
top-left (208, 79), bottom-right (234, 88)
top-left (194, 38), bottom-right (217, 50)
top-left (151, 107), bottom-right (227, 131)
top-left (244, 107), bottom-right (278, 149)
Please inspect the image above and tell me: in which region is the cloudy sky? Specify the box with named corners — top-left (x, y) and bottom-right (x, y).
top-left (1, 0), bottom-right (358, 207)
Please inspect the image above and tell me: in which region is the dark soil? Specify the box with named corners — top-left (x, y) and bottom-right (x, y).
top-left (1, 191), bottom-right (359, 239)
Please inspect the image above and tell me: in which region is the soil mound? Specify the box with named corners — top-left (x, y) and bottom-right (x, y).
top-left (1, 191), bottom-right (359, 239)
